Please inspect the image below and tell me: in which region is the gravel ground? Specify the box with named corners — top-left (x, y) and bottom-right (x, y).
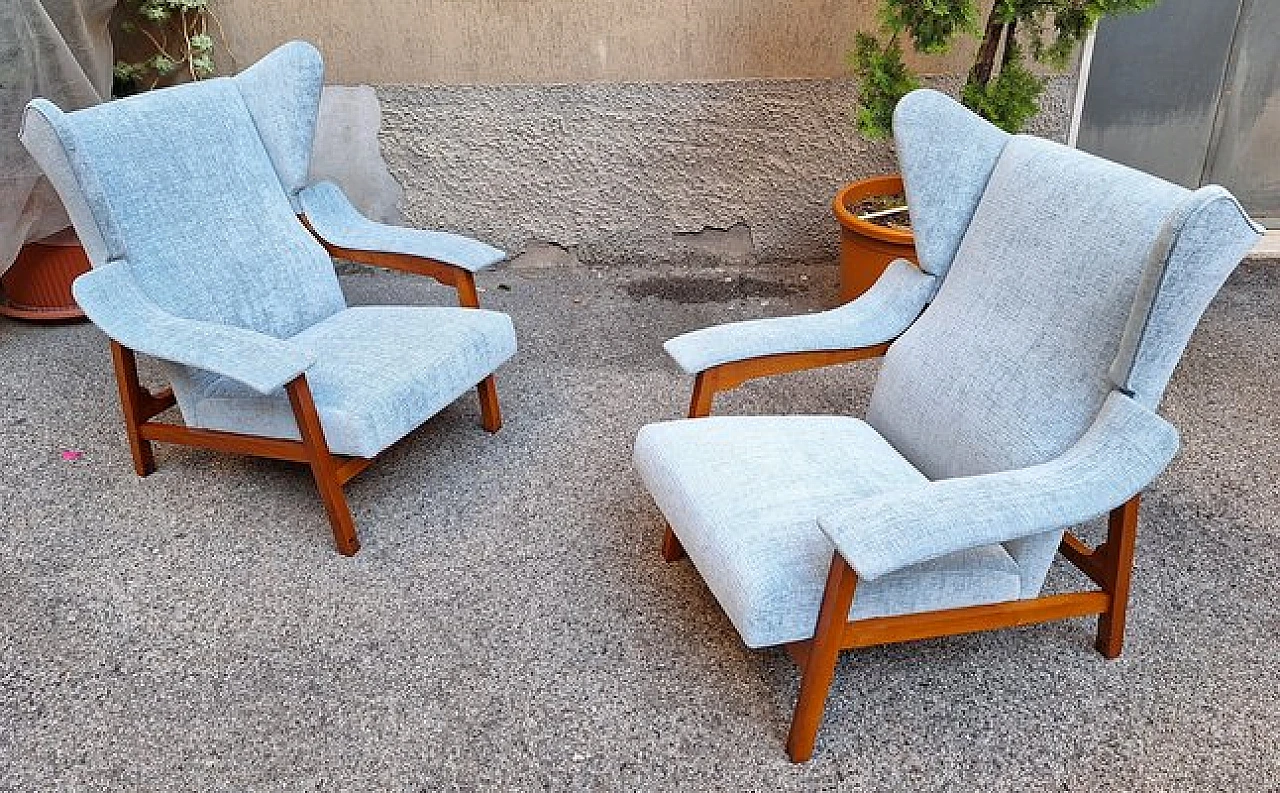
top-left (1, 259), bottom-right (1276, 791)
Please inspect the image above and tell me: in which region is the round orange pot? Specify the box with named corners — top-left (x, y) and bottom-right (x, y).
top-left (832, 175), bottom-right (918, 303)
top-left (0, 234), bottom-right (91, 322)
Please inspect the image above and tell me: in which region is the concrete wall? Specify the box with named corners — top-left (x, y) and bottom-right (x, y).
top-left (211, 1), bottom-right (1077, 268)
top-left (378, 75), bottom-right (1075, 268)
top-left (214, 0), bottom-right (983, 85)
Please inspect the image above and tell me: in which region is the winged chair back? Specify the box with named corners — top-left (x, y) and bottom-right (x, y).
top-left (866, 90), bottom-right (1261, 592)
top-left (637, 89), bottom-right (1262, 762)
top-left (19, 41), bottom-right (342, 339)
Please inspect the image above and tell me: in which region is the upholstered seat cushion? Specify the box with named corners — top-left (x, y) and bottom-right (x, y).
top-left (634, 416), bottom-right (1023, 648)
top-left (171, 306), bottom-right (516, 458)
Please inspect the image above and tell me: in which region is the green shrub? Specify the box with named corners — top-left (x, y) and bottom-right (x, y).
top-left (113, 0), bottom-right (229, 94)
top-left (851, 0), bottom-right (1158, 138)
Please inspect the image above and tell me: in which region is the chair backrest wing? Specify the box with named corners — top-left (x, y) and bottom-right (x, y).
top-left (868, 93), bottom-right (1260, 482)
top-left (892, 89), bottom-right (1009, 281)
top-left (1109, 186), bottom-right (1260, 408)
top-left (20, 41), bottom-right (343, 339)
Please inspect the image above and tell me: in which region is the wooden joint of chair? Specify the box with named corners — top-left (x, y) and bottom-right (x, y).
top-left (1059, 531), bottom-right (1109, 587)
top-left (1059, 495), bottom-right (1141, 600)
top-left (138, 386), bottom-right (177, 420)
top-left (111, 342), bottom-right (177, 418)
top-left (688, 344), bottom-right (892, 418)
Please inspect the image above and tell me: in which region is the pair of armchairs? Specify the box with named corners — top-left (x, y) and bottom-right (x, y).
top-left (24, 43), bottom-right (1261, 761)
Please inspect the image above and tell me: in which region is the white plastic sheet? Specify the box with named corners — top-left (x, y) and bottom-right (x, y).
top-left (1, 0), bottom-right (114, 273)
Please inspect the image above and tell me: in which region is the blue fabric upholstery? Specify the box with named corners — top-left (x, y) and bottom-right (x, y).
top-left (820, 393), bottom-right (1179, 582)
top-left (21, 42), bottom-right (518, 460)
top-left (867, 132), bottom-right (1257, 592)
top-left (1109, 187), bottom-right (1263, 408)
top-left (73, 261), bottom-right (315, 394)
top-left (636, 90), bottom-right (1260, 648)
top-left (300, 182), bottom-right (507, 272)
top-left (634, 415), bottom-right (1022, 647)
top-left (173, 307), bottom-right (516, 458)
top-left (868, 135), bottom-right (1190, 483)
top-left (24, 82), bottom-right (345, 339)
top-left (663, 259), bottom-right (936, 374)
top-left (17, 100), bottom-right (112, 267)
top-left (892, 89), bottom-right (1009, 279)
top-left (233, 41), bottom-right (325, 212)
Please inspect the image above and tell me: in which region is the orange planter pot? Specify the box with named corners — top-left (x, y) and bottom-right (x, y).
top-left (0, 237), bottom-right (91, 322)
top-left (833, 176), bottom-right (918, 303)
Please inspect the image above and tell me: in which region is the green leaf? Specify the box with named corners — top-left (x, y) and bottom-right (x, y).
top-left (151, 54), bottom-right (177, 75)
top-left (113, 62), bottom-right (141, 81)
top-left (114, 0), bottom-right (224, 87)
top-left (192, 55), bottom-right (216, 77)
top-left (849, 33), bottom-right (921, 139)
top-left (843, 0), bottom-right (1162, 138)
top-left (139, 0), bottom-right (171, 21)
top-left (881, 0), bottom-right (978, 54)
top-left (961, 48), bottom-right (1045, 133)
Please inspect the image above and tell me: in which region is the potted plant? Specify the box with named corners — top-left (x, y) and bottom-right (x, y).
top-left (111, 0), bottom-right (228, 95)
top-left (834, 0), bottom-right (1156, 301)
top-left (1, 0), bottom-right (116, 321)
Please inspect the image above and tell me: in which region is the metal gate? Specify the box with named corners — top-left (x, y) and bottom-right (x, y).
top-left (1074, 0), bottom-right (1279, 227)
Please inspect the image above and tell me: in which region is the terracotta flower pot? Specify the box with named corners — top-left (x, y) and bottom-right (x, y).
top-left (832, 175), bottom-right (918, 303)
top-left (0, 232), bottom-right (91, 322)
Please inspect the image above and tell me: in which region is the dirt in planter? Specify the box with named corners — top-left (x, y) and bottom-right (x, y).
top-left (851, 192), bottom-right (912, 231)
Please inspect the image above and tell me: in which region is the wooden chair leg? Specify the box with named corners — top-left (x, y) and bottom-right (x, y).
top-left (786, 553), bottom-right (858, 762)
top-left (111, 342), bottom-right (158, 477)
top-left (1096, 495), bottom-right (1140, 658)
top-left (477, 375), bottom-right (503, 433)
top-left (449, 271), bottom-right (504, 433)
top-left (660, 524), bottom-right (686, 562)
top-left (687, 371), bottom-right (715, 418)
top-left (657, 372), bottom-right (719, 560)
top-left (455, 270), bottom-right (481, 309)
top-left (653, 372), bottom-right (717, 561)
top-left (286, 376), bottom-right (360, 556)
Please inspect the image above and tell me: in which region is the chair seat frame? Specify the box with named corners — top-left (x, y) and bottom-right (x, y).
top-left (108, 221), bottom-right (504, 556)
top-left (659, 345), bottom-right (1141, 762)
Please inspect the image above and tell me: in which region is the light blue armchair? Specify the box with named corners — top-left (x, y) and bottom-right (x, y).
top-left (20, 42), bottom-right (517, 555)
top-left (634, 90), bottom-right (1262, 761)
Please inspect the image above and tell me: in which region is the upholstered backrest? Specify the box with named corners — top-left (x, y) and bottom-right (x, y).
top-left (868, 92), bottom-right (1261, 484)
top-left (1108, 186), bottom-right (1261, 408)
top-left (19, 42), bottom-right (342, 339)
top-left (891, 89), bottom-right (1009, 281)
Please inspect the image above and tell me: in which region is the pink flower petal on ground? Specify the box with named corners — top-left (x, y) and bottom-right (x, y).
top-left (60, 451), bottom-right (84, 462)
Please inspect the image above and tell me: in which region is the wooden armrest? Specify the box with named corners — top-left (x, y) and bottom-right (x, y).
top-left (301, 216), bottom-right (482, 308)
top-left (687, 344), bottom-right (891, 417)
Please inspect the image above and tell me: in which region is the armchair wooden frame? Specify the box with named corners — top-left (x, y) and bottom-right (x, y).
top-left (107, 222), bottom-right (503, 557)
top-left (660, 344), bottom-right (1142, 762)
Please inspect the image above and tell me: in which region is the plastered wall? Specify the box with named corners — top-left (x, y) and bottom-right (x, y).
top-left (379, 75), bottom-right (1075, 268)
top-left (210, 1), bottom-right (1075, 267)
top-left (213, 0), bottom-right (982, 84)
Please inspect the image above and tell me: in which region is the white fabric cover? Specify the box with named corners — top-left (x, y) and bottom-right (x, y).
top-left (1, 0), bottom-right (114, 272)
